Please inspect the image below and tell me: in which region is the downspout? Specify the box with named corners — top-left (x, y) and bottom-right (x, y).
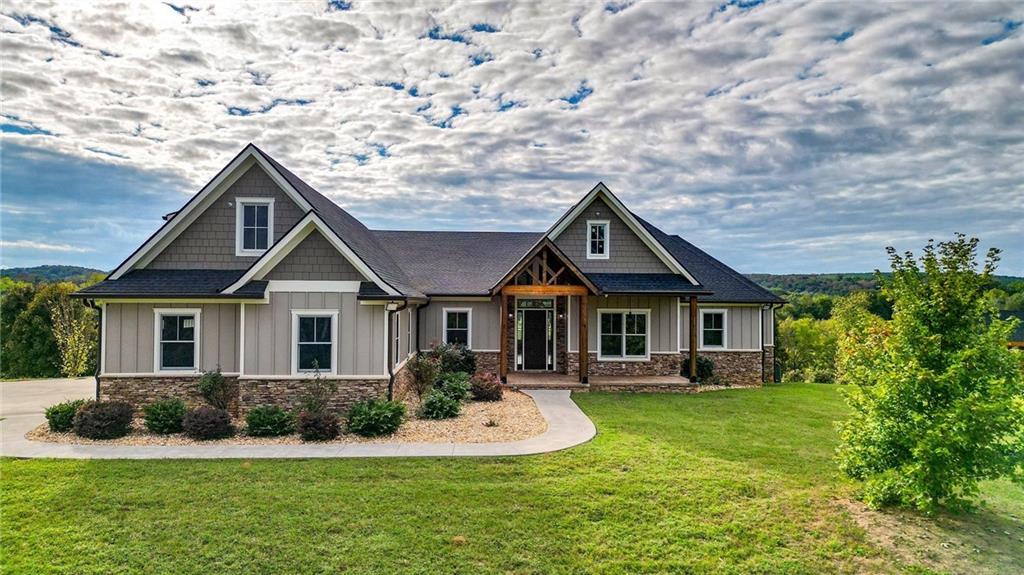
top-left (386, 301), bottom-right (409, 401)
top-left (85, 300), bottom-right (102, 400)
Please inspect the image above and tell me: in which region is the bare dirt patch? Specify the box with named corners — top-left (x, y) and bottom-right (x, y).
top-left (26, 390), bottom-right (546, 446)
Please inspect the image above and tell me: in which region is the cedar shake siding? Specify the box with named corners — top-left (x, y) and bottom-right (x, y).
top-left (264, 230), bottom-right (368, 281)
top-left (553, 198), bottom-right (672, 274)
top-left (104, 302), bottom-right (239, 373)
top-left (148, 164), bottom-right (306, 270)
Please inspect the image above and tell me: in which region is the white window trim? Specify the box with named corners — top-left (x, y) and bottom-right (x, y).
top-left (597, 309), bottom-right (650, 361)
top-left (392, 312), bottom-right (401, 365)
top-left (291, 310), bottom-right (339, 376)
top-left (699, 308), bottom-right (728, 350)
top-left (442, 307), bottom-right (473, 349)
top-left (235, 197), bottom-right (275, 256)
top-left (406, 308), bottom-right (413, 359)
top-left (153, 308), bottom-right (202, 373)
top-left (586, 219), bottom-right (610, 260)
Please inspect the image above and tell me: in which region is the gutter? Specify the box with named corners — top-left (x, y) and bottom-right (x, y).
top-left (84, 299), bottom-right (102, 400)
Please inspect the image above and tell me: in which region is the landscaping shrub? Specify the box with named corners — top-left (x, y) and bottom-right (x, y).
top-left (73, 401), bottom-right (133, 439)
top-left (695, 356), bottom-right (715, 381)
top-left (408, 354), bottom-right (441, 398)
top-left (182, 406), bottom-right (234, 440)
top-left (245, 405), bottom-right (295, 437)
top-left (437, 371), bottom-right (471, 401)
top-left (297, 364), bottom-right (337, 414)
top-left (198, 367), bottom-right (231, 410)
top-left (142, 398), bottom-right (186, 434)
top-left (44, 399), bottom-right (85, 432)
top-left (297, 411), bottom-right (340, 441)
top-left (470, 372), bottom-right (503, 402)
top-left (418, 390), bottom-right (461, 420)
top-left (346, 399), bottom-right (405, 437)
top-left (428, 342), bottom-right (476, 375)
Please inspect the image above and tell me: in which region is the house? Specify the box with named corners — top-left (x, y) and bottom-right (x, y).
top-left (74, 144), bottom-right (784, 413)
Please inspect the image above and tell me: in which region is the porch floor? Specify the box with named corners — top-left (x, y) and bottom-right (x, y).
top-left (506, 372), bottom-right (693, 390)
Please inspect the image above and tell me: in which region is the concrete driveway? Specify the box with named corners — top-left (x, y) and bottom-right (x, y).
top-left (1, 377), bottom-right (95, 419)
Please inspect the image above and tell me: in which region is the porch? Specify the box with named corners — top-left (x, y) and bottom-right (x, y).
top-left (507, 372), bottom-right (695, 392)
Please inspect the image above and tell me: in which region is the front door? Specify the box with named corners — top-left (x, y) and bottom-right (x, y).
top-left (522, 310), bottom-right (548, 370)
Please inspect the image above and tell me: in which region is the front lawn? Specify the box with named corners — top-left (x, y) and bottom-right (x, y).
top-left (2, 384), bottom-right (1020, 574)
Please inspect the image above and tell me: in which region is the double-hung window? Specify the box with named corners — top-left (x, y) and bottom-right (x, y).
top-left (443, 308), bottom-right (471, 347)
top-left (587, 220), bottom-right (609, 259)
top-left (598, 310), bottom-right (648, 360)
top-left (701, 310), bottom-right (726, 348)
top-left (155, 309), bottom-right (200, 371)
top-left (392, 313), bottom-right (401, 365)
top-left (293, 311), bottom-right (336, 374)
top-left (235, 197), bottom-right (274, 255)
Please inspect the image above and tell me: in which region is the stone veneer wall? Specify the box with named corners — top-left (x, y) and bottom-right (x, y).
top-left (391, 359), bottom-right (417, 402)
top-left (762, 346), bottom-right (775, 383)
top-left (698, 351), bottom-right (763, 386)
top-left (100, 376), bottom-right (239, 415)
top-left (566, 353), bottom-right (681, 377)
top-left (475, 351), bottom-right (500, 376)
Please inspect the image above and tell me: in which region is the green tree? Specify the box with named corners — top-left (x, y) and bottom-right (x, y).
top-left (1, 281), bottom-right (96, 378)
top-left (834, 235), bottom-right (1024, 510)
top-left (776, 317), bottom-right (839, 383)
top-left (50, 289), bottom-right (96, 377)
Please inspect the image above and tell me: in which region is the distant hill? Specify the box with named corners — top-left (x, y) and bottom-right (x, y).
top-left (0, 265), bottom-right (106, 284)
top-left (746, 273), bottom-right (1024, 296)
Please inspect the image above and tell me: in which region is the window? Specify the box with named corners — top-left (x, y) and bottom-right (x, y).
top-left (392, 312), bottom-right (401, 365)
top-left (235, 197), bottom-right (274, 255)
top-left (701, 310), bottom-right (726, 348)
top-left (443, 308), bottom-right (471, 347)
top-left (155, 309), bottom-right (200, 371)
top-left (598, 310), bottom-right (648, 359)
top-left (292, 311), bottom-right (336, 374)
top-left (587, 220), bottom-right (609, 259)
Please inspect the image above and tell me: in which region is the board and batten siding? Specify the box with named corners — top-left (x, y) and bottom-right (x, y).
top-left (103, 303), bottom-right (239, 374)
top-left (567, 295), bottom-right (679, 354)
top-left (243, 292), bottom-right (387, 377)
top-left (553, 197), bottom-right (671, 274)
top-left (679, 304), bottom-right (764, 350)
top-left (418, 299), bottom-right (502, 351)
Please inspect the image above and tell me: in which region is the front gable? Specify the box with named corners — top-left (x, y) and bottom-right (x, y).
top-left (148, 163), bottom-right (307, 270)
top-left (263, 229), bottom-right (368, 282)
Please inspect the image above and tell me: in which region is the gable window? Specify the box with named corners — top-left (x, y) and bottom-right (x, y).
top-left (587, 220), bottom-right (609, 259)
top-left (701, 310), bottom-right (727, 348)
top-left (292, 311), bottom-right (337, 374)
top-left (598, 310), bottom-right (648, 360)
top-left (443, 308), bottom-right (471, 347)
top-left (235, 197), bottom-right (274, 256)
top-left (155, 309), bottom-right (200, 371)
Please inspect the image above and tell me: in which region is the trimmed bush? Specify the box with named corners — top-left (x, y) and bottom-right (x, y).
top-left (408, 354), bottom-right (441, 398)
top-left (298, 411), bottom-right (340, 441)
top-left (198, 367), bottom-right (231, 410)
top-left (427, 342), bottom-right (477, 375)
top-left (182, 406), bottom-right (234, 440)
top-left (470, 372), bottom-right (503, 402)
top-left (44, 399), bottom-right (86, 432)
top-left (346, 399), bottom-right (406, 437)
top-left (437, 371), bottom-right (471, 402)
top-left (418, 390), bottom-right (461, 420)
top-left (245, 405), bottom-right (295, 437)
top-left (142, 398), bottom-right (186, 434)
top-left (73, 401), bottom-right (133, 439)
top-left (695, 356), bottom-right (715, 382)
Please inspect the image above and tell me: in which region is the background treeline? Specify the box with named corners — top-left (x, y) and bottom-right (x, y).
top-left (1, 268), bottom-right (105, 379)
top-left (756, 273), bottom-right (1024, 383)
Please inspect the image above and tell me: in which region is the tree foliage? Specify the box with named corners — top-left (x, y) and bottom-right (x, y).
top-left (2, 280), bottom-right (97, 378)
top-left (777, 316), bottom-right (839, 383)
top-left (50, 288), bottom-right (96, 377)
top-left (834, 235), bottom-right (1024, 510)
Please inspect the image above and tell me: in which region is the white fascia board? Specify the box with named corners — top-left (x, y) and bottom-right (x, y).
top-left (546, 183), bottom-right (700, 285)
top-left (221, 213), bottom-right (399, 297)
top-left (110, 145), bottom-right (312, 279)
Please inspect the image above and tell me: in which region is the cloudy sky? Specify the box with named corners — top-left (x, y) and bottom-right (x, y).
top-left (2, 0), bottom-right (1022, 275)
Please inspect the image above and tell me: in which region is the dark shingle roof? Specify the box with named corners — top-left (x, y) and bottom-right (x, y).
top-left (357, 281), bottom-right (390, 299)
top-left (75, 269), bottom-right (267, 299)
top-left (588, 273), bottom-right (710, 295)
top-left (372, 230), bottom-right (543, 295)
top-left (252, 146), bottom-right (425, 299)
top-left (637, 217), bottom-right (785, 304)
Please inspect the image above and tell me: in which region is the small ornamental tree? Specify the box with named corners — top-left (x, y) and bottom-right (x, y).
top-left (834, 235), bottom-right (1024, 511)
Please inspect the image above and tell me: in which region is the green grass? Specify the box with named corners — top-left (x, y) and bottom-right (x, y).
top-left (2, 384), bottom-right (1020, 574)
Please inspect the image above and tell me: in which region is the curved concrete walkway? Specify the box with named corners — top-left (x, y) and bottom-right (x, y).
top-left (0, 379), bottom-right (596, 459)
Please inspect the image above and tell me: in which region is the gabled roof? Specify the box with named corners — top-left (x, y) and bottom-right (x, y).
top-left (489, 238), bottom-right (601, 295)
top-left (545, 183), bottom-right (700, 285)
top-left (638, 217), bottom-right (785, 304)
top-left (73, 269), bottom-right (267, 300)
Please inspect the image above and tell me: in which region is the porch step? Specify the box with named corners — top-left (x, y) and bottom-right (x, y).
top-left (507, 382), bottom-right (589, 391)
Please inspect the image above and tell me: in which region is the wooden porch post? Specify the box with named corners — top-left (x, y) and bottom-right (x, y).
top-left (499, 292), bottom-right (509, 383)
top-left (579, 293), bottom-right (589, 384)
top-left (689, 295), bottom-right (698, 381)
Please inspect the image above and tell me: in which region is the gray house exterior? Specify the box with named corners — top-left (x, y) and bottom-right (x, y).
top-left (76, 144), bottom-right (783, 413)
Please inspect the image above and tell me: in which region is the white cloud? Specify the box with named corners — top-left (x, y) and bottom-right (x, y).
top-left (0, 0), bottom-right (1022, 273)
top-left (1, 239), bottom-right (95, 252)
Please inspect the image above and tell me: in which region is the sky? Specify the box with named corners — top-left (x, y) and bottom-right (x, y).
top-left (1, 0), bottom-right (1022, 275)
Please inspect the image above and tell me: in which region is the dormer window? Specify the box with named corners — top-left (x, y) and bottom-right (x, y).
top-left (587, 220), bottom-right (609, 259)
top-left (235, 197), bottom-right (274, 256)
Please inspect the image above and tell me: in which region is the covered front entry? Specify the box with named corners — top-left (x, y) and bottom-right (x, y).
top-left (492, 239), bottom-right (600, 383)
